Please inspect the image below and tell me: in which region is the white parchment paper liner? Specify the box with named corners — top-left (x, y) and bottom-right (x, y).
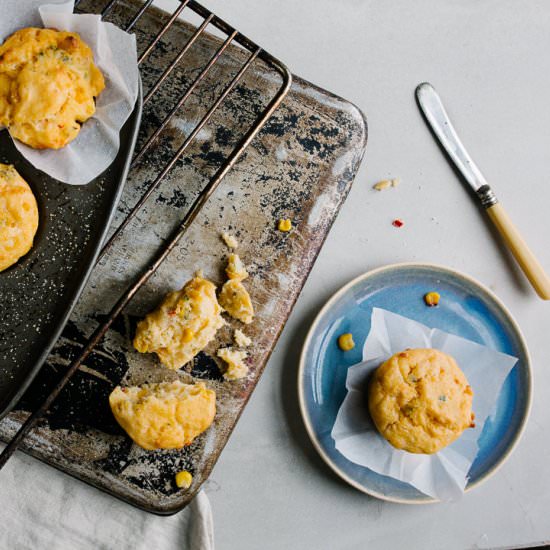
top-left (1, 0), bottom-right (139, 185)
top-left (331, 308), bottom-right (518, 501)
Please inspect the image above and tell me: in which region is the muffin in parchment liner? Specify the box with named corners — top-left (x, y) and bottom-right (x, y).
top-left (0, 0), bottom-right (139, 184)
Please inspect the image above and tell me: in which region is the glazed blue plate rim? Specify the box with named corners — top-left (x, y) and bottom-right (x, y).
top-left (297, 262), bottom-right (532, 504)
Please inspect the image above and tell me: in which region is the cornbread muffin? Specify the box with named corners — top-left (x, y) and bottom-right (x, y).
top-left (0, 164), bottom-right (39, 271)
top-left (134, 276), bottom-right (225, 370)
top-left (109, 381), bottom-right (216, 450)
top-left (218, 279), bottom-right (254, 324)
top-left (368, 348), bottom-right (474, 454)
top-left (0, 27), bottom-right (105, 149)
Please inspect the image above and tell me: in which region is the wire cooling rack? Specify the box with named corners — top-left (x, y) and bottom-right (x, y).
top-left (0, 0), bottom-right (291, 470)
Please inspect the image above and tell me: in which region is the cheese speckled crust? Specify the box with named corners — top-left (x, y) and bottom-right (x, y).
top-left (0, 164), bottom-right (39, 272)
top-left (219, 279), bottom-right (254, 324)
top-left (368, 348), bottom-right (474, 454)
top-left (133, 276), bottom-right (225, 370)
top-left (0, 27), bottom-right (105, 149)
top-left (109, 381), bottom-right (216, 450)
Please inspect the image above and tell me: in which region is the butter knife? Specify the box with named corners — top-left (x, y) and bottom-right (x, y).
top-left (416, 82), bottom-right (550, 300)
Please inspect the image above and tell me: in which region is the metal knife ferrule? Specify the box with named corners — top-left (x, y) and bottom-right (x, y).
top-left (476, 185), bottom-right (499, 209)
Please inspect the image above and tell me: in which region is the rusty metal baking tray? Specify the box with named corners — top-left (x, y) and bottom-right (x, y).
top-left (0, 88), bottom-right (142, 419)
top-left (0, 0), bottom-right (367, 514)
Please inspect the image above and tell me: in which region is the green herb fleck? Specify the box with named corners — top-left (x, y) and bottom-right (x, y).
top-left (439, 395), bottom-right (447, 402)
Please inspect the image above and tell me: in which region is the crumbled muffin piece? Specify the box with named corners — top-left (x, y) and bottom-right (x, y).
top-left (133, 276), bottom-right (225, 369)
top-left (109, 381), bottom-right (216, 450)
top-left (219, 279), bottom-right (254, 324)
top-left (226, 253), bottom-right (248, 281)
top-left (218, 347), bottom-right (248, 380)
top-left (234, 328), bottom-right (251, 347)
top-left (221, 232), bottom-right (239, 249)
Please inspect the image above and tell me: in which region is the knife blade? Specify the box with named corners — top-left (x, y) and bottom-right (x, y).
top-left (416, 82), bottom-right (550, 300)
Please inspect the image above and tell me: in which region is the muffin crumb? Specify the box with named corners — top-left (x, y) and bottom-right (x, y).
top-left (234, 328), bottom-right (251, 347)
top-left (373, 178), bottom-right (400, 191)
top-left (221, 232), bottom-right (239, 249)
top-left (218, 347), bottom-right (248, 380)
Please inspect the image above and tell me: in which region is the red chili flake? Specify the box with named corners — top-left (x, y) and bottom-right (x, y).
top-left (392, 218), bottom-right (404, 228)
top-left (168, 309), bottom-right (177, 316)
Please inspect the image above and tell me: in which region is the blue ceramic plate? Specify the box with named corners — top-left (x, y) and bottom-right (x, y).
top-left (298, 263), bottom-right (532, 503)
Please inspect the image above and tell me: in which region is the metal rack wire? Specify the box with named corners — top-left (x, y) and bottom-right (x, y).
top-left (0, 0), bottom-right (291, 469)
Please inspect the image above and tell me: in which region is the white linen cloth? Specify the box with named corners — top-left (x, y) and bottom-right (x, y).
top-left (0, 450), bottom-right (214, 550)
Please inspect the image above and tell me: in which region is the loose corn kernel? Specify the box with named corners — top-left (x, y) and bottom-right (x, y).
top-left (175, 470), bottom-right (193, 489)
top-left (278, 218), bottom-right (292, 232)
top-left (338, 333), bottom-right (355, 351)
top-left (424, 291), bottom-right (440, 307)
top-left (181, 328), bottom-right (194, 343)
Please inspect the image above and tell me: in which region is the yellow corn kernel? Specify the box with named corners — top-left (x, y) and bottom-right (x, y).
top-left (175, 470), bottom-right (193, 489)
top-left (338, 333), bottom-right (355, 351)
top-left (278, 218), bottom-right (292, 232)
top-left (182, 328), bottom-right (194, 343)
top-left (424, 291), bottom-right (440, 307)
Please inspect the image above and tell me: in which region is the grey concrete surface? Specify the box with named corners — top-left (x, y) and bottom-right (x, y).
top-left (198, 1), bottom-right (550, 549)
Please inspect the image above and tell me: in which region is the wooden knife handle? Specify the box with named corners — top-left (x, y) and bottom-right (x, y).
top-left (486, 202), bottom-right (550, 300)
